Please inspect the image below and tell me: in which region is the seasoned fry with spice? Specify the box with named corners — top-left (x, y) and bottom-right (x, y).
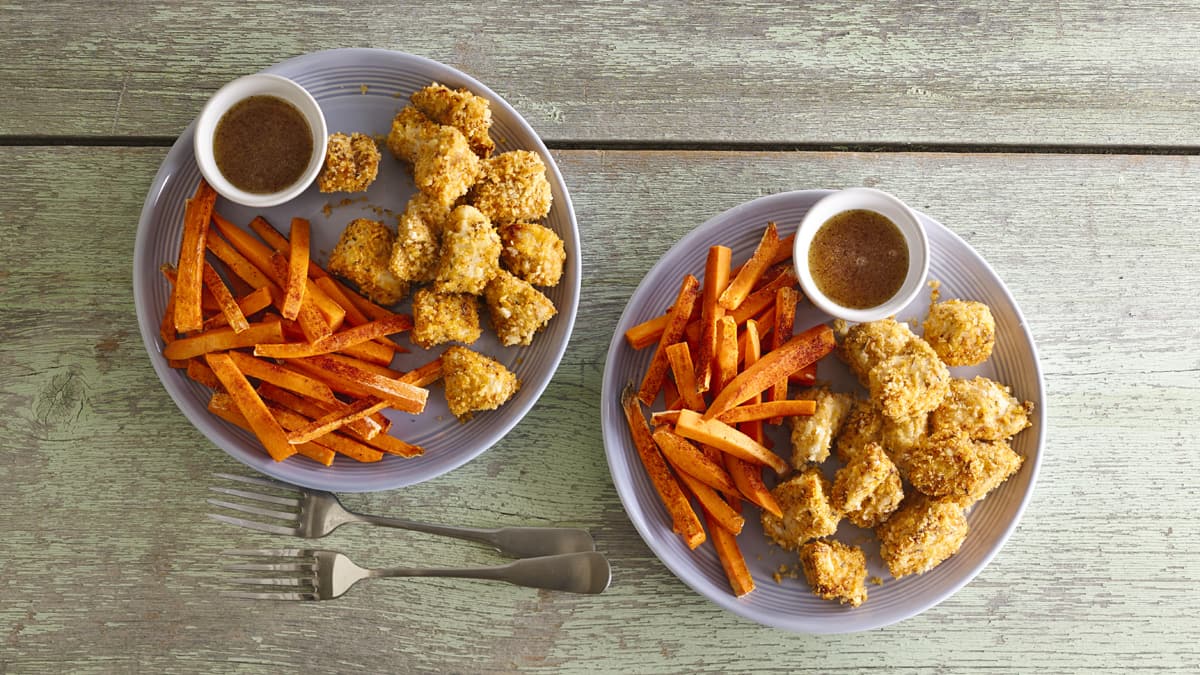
top-left (470, 150), bottom-right (552, 225)
top-left (317, 132), bottom-right (380, 193)
top-left (328, 218), bottom-right (408, 305)
top-left (923, 299), bottom-right (996, 366)
top-left (411, 82), bottom-right (495, 158)
top-left (441, 346), bottom-right (520, 421)
top-left (787, 387), bottom-right (854, 468)
top-left (499, 222), bottom-right (565, 287)
top-left (760, 468), bottom-right (840, 551)
top-left (799, 540), bottom-right (868, 607)
top-left (410, 288), bottom-right (482, 348)
top-left (483, 269), bottom-right (557, 347)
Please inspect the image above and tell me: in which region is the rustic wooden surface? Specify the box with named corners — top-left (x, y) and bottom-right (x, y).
top-left (2, 2), bottom-right (1200, 673)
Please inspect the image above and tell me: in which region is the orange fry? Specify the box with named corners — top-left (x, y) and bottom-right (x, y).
top-left (287, 397), bottom-right (388, 445)
top-left (314, 276), bottom-right (408, 354)
top-left (205, 352), bottom-right (296, 461)
top-left (674, 409), bottom-right (788, 474)
top-left (254, 314), bottom-right (413, 359)
top-left (718, 221), bottom-right (780, 311)
top-left (651, 426), bottom-right (737, 495)
top-left (208, 393), bottom-right (335, 466)
top-left (291, 355), bottom-right (427, 414)
top-left (265, 403), bottom-right (383, 463)
top-left (323, 352), bottom-right (405, 380)
top-left (705, 510), bottom-right (755, 597)
top-left (676, 469), bottom-right (744, 535)
top-left (713, 316), bottom-right (739, 397)
top-left (207, 231), bottom-right (279, 292)
top-left (271, 252), bottom-right (331, 342)
top-left (715, 400), bottom-right (817, 424)
top-left (201, 262), bottom-right (250, 334)
top-left (665, 342), bottom-right (705, 411)
top-left (255, 382), bottom-right (383, 441)
top-left (185, 359), bottom-right (223, 389)
top-left (281, 218), bottom-right (310, 320)
top-left (695, 245), bottom-right (731, 392)
top-left (706, 323), bottom-right (836, 421)
top-left (768, 286), bottom-right (799, 423)
top-left (789, 362), bottom-right (818, 385)
top-left (637, 274), bottom-right (701, 406)
top-left (727, 266), bottom-right (797, 325)
top-left (359, 431), bottom-right (423, 458)
top-left (173, 180), bottom-right (217, 333)
top-left (162, 321), bottom-right (285, 361)
top-left (225, 351), bottom-right (339, 404)
top-left (201, 286), bottom-right (273, 331)
top-left (624, 314), bottom-right (669, 350)
top-left (399, 358), bottom-right (443, 387)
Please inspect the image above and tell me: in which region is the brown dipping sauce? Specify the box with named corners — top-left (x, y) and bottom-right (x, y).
top-left (213, 95), bottom-right (313, 194)
top-left (808, 209), bottom-right (909, 309)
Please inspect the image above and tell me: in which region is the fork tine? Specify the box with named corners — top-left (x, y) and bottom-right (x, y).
top-left (207, 514), bottom-right (301, 536)
top-left (224, 561), bottom-right (315, 572)
top-left (221, 591), bottom-right (318, 601)
top-left (212, 472), bottom-right (299, 491)
top-left (209, 486), bottom-right (300, 507)
top-left (206, 498), bottom-right (299, 522)
top-left (229, 576), bottom-right (313, 587)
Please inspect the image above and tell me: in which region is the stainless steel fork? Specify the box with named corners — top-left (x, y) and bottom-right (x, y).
top-left (222, 548), bottom-right (612, 599)
top-left (207, 473), bottom-right (596, 558)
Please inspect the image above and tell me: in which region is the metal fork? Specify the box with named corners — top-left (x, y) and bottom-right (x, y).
top-left (222, 548), bottom-right (611, 599)
top-left (207, 473), bottom-right (596, 558)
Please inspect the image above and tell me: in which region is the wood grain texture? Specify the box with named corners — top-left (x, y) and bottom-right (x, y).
top-left (5, 1), bottom-right (1200, 146)
top-left (1, 145), bottom-right (1198, 672)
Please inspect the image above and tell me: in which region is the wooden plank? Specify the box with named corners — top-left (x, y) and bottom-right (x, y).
top-left (5, 2), bottom-right (1200, 146)
top-left (0, 146), bottom-right (1198, 671)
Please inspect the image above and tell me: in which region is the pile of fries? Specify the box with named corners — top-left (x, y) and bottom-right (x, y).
top-left (159, 178), bottom-right (442, 466)
top-left (621, 223), bottom-right (836, 596)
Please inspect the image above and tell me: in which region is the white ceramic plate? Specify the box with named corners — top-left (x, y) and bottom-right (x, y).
top-left (600, 190), bottom-right (1044, 633)
top-left (133, 49), bottom-right (580, 492)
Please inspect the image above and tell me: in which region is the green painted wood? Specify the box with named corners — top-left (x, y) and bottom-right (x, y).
top-left (0, 146), bottom-right (1198, 672)
top-left (4, 1), bottom-right (1200, 146)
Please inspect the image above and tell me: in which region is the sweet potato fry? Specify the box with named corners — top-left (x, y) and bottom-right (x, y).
top-left (731, 233), bottom-right (794, 280)
top-left (266, 403), bottom-right (384, 463)
top-left (314, 276), bottom-right (408, 354)
top-left (622, 385), bottom-right (705, 549)
top-left (162, 321), bottom-right (285, 360)
top-left (675, 470), bottom-right (744, 535)
top-left (173, 179), bottom-right (216, 333)
top-left (723, 318), bottom-right (783, 514)
top-left (322, 352), bottom-right (405, 380)
top-left (206, 231), bottom-right (279, 293)
top-left (255, 382), bottom-right (383, 441)
top-left (767, 286), bottom-right (799, 423)
top-left (205, 352), bottom-right (296, 461)
top-left (706, 323), bottom-right (836, 421)
top-left (360, 431), bottom-right (423, 458)
top-left (727, 266), bottom-right (797, 326)
top-left (399, 357), bottom-right (443, 387)
top-left (201, 286), bottom-right (273, 331)
top-left (651, 426), bottom-right (737, 495)
top-left (715, 400), bottom-right (817, 424)
top-left (718, 222), bottom-right (779, 311)
top-left (637, 275), bottom-right (701, 406)
top-left (254, 314), bottom-right (413, 360)
top-left (624, 314), bottom-right (669, 350)
top-left (291, 355), bottom-right (428, 414)
top-left (287, 397), bottom-right (387, 445)
top-left (281, 218), bottom-right (310, 320)
top-left (789, 362), bottom-right (818, 385)
top-left (705, 510), bottom-right (755, 597)
top-left (186, 359), bottom-right (222, 390)
top-left (713, 316), bottom-right (739, 397)
top-left (665, 343), bottom-right (705, 411)
top-left (739, 319), bottom-right (764, 443)
top-left (271, 252), bottom-right (331, 342)
top-left (331, 276), bottom-right (397, 322)
top-left (225, 351), bottom-right (339, 404)
top-left (695, 245), bottom-right (731, 392)
top-left (674, 409), bottom-right (787, 474)
top-left (201, 262), bottom-right (250, 333)
top-left (208, 393), bottom-right (335, 466)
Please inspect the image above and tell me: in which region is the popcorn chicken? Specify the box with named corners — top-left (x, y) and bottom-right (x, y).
top-left (832, 442), bottom-right (904, 528)
top-left (410, 288), bottom-right (482, 349)
top-left (386, 107), bottom-right (482, 206)
top-left (328, 218), bottom-right (408, 305)
top-left (834, 399), bottom-right (884, 463)
top-left (441, 346), bottom-right (520, 421)
top-left (787, 388), bottom-right (854, 468)
top-left (798, 540), bottom-right (868, 607)
top-left (317, 132), bottom-right (381, 193)
top-left (389, 192), bottom-right (449, 283)
top-left (433, 205), bottom-right (501, 295)
top-left (760, 468), bottom-right (840, 551)
top-left (924, 299), bottom-right (996, 367)
top-left (839, 319), bottom-right (916, 386)
top-left (500, 222), bottom-right (565, 287)
top-left (411, 82), bottom-right (495, 158)
top-left (906, 431), bottom-right (1023, 504)
top-left (483, 269), bottom-right (557, 346)
top-left (470, 150), bottom-right (552, 224)
top-left (876, 494), bottom-right (969, 578)
top-left (931, 377), bottom-right (1033, 441)
top-left (867, 337), bottom-right (950, 421)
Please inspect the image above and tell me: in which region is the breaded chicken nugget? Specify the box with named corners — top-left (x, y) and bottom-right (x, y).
top-left (433, 205), bottom-right (502, 295)
top-left (931, 376), bottom-right (1033, 441)
top-left (787, 387), bottom-right (854, 468)
top-left (867, 337), bottom-right (950, 421)
top-left (760, 468), bottom-right (841, 551)
top-left (483, 269), bottom-right (557, 347)
top-left (832, 442), bottom-right (904, 528)
top-left (410, 288), bottom-right (482, 349)
top-left (839, 319), bottom-right (916, 386)
top-left (470, 150), bottom-right (552, 225)
top-left (411, 82), bottom-right (495, 158)
top-left (389, 192), bottom-right (449, 283)
top-left (924, 299), bottom-right (996, 366)
top-left (798, 540), bottom-right (868, 607)
top-left (317, 132), bottom-right (380, 193)
top-left (500, 222), bottom-right (565, 287)
top-left (906, 431), bottom-right (1023, 503)
top-left (876, 494), bottom-right (968, 578)
top-left (387, 107), bottom-right (482, 207)
top-left (834, 399), bottom-right (884, 463)
top-left (442, 346), bottom-right (520, 421)
top-left (328, 218), bottom-right (408, 305)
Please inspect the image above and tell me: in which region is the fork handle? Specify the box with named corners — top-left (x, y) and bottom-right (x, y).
top-left (355, 514), bottom-right (596, 558)
top-left (368, 552), bottom-right (611, 594)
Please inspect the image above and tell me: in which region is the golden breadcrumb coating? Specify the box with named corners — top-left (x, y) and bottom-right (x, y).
top-left (433, 205), bottom-right (501, 295)
top-left (470, 150), bottom-right (552, 225)
top-left (318, 132), bottom-right (380, 193)
top-left (483, 269), bottom-right (557, 346)
top-left (389, 192), bottom-right (449, 283)
top-left (410, 288), bottom-right (482, 349)
top-left (867, 337), bottom-right (951, 421)
top-left (761, 469), bottom-right (841, 551)
top-left (839, 319), bottom-right (916, 386)
top-left (500, 222), bottom-right (565, 287)
top-left (907, 430), bottom-right (1023, 503)
top-left (876, 494), bottom-right (969, 578)
top-left (411, 82), bottom-right (495, 158)
top-left (787, 387), bottom-right (854, 468)
top-left (442, 346), bottom-right (520, 421)
top-left (924, 299), bottom-right (996, 367)
top-left (386, 107), bottom-right (482, 207)
top-left (931, 376), bottom-right (1033, 441)
top-left (832, 442), bottom-right (904, 528)
top-left (835, 399), bottom-right (884, 463)
top-left (328, 218), bottom-right (408, 305)
top-left (798, 539), bottom-right (868, 607)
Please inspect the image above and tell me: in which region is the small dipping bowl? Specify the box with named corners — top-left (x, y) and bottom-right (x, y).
top-left (193, 74), bottom-right (327, 208)
top-left (793, 187), bottom-right (929, 323)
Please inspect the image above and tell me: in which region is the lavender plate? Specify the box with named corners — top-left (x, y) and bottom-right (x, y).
top-left (134, 49), bottom-right (579, 491)
top-left (600, 190), bottom-right (1044, 633)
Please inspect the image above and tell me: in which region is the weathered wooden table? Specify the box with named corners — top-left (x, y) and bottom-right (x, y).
top-left (3, 2), bottom-right (1198, 672)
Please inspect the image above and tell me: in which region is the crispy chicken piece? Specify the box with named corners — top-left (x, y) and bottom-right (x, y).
top-left (799, 540), bottom-right (868, 607)
top-left (328, 218), bottom-right (408, 305)
top-left (433, 205), bottom-right (502, 295)
top-left (386, 107), bottom-right (482, 207)
top-left (470, 150), bottom-right (552, 225)
top-left (834, 399), bottom-right (884, 463)
top-left (832, 442), bottom-right (904, 528)
top-left (411, 83), bottom-right (495, 158)
top-left (924, 299), bottom-right (996, 367)
top-left (499, 222), bottom-right (565, 287)
top-left (867, 337), bottom-right (951, 421)
top-left (441, 346), bottom-right (520, 420)
top-left (907, 431), bottom-right (1024, 504)
top-left (839, 319), bottom-right (916, 386)
top-left (760, 468), bottom-right (841, 551)
top-left (483, 269), bottom-right (557, 346)
top-left (787, 388), bottom-right (854, 468)
top-left (931, 376), bottom-right (1033, 441)
top-left (317, 132), bottom-right (380, 193)
top-left (410, 288), bottom-right (482, 349)
top-left (389, 192), bottom-right (449, 283)
top-left (876, 494), bottom-right (969, 578)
